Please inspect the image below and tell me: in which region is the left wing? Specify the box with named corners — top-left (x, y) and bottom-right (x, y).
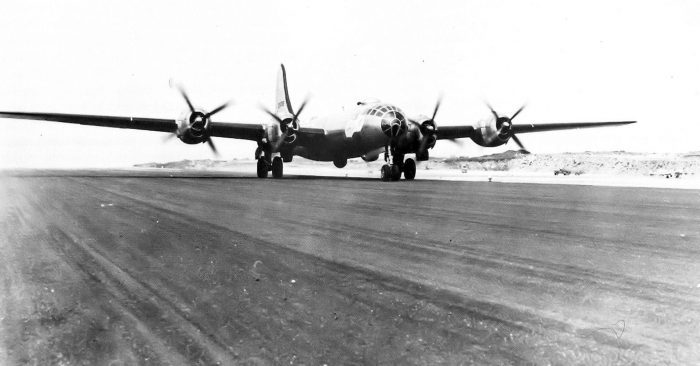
top-left (435, 121), bottom-right (635, 140)
top-left (512, 121), bottom-right (636, 134)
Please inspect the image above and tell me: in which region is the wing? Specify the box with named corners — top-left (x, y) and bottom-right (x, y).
top-left (294, 127), bottom-right (343, 145)
top-left (512, 121), bottom-right (636, 134)
top-left (435, 121), bottom-right (635, 140)
top-left (0, 111), bottom-right (267, 141)
top-left (0, 111), bottom-right (177, 132)
top-left (209, 121), bottom-right (265, 141)
top-left (435, 125), bottom-right (475, 140)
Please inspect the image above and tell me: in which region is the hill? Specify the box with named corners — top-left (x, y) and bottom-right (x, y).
top-left (135, 151), bottom-right (700, 177)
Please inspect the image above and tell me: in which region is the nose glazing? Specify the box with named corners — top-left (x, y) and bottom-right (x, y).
top-left (381, 110), bottom-right (406, 137)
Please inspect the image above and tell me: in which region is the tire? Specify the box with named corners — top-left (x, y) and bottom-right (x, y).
top-left (403, 158), bottom-right (416, 180)
top-left (333, 158), bottom-right (347, 168)
top-left (257, 158), bottom-right (269, 178)
top-left (390, 164), bottom-right (401, 181)
top-left (272, 156), bottom-right (283, 178)
top-left (380, 164), bottom-right (392, 181)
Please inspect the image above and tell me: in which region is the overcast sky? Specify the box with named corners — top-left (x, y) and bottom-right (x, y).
top-left (0, 0), bottom-right (698, 168)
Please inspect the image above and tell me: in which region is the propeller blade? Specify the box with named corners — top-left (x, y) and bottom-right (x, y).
top-left (448, 138), bottom-right (466, 147)
top-left (431, 96), bottom-right (442, 121)
top-left (485, 102), bottom-right (499, 120)
top-left (292, 98), bottom-right (309, 124)
top-left (207, 138), bottom-right (219, 156)
top-left (261, 106), bottom-right (285, 125)
top-left (510, 104), bottom-right (526, 120)
top-left (273, 128), bottom-right (289, 152)
top-left (162, 133), bottom-right (177, 142)
top-left (177, 85), bottom-right (195, 112)
top-left (205, 101), bottom-right (232, 118)
top-left (419, 134), bottom-right (430, 154)
top-left (511, 134), bottom-right (530, 154)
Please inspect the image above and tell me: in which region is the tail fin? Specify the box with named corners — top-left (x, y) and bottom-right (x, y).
top-left (276, 64), bottom-right (294, 116)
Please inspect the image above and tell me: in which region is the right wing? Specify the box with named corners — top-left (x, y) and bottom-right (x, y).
top-left (0, 111), bottom-right (176, 132)
top-left (0, 111), bottom-right (267, 142)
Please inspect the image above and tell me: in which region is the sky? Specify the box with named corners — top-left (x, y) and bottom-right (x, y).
top-left (0, 0), bottom-right (698, 168)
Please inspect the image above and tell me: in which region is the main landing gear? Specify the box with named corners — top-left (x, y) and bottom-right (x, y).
top-left (380, 145), bottom-right (416, 181)
top-left (257, 156), bottom-right (285, 178)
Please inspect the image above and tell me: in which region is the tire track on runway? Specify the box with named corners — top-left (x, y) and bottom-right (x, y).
top-left (74, 177), bottom-right (647, 353)
top-left (61, 176), bottom-right (697, 363)
top-left (43, 224), bottom-right (239, 365)
top-left (16, 182), bottom-right (241, 366)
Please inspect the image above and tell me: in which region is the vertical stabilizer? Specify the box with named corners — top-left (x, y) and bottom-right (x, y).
top-left (276, 64), bottom-right (294, 116)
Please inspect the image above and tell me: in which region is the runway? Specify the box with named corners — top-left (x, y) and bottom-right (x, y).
top-left (1, 170), bottom-right (699, 365)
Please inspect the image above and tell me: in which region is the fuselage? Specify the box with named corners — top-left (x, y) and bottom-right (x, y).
top-left (277, 101), bottom-right (416, 162)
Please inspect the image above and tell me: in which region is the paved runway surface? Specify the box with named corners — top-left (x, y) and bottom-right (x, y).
top-left (1, 169), bottom-right (699, 365)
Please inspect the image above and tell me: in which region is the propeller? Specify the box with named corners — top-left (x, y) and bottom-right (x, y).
top-left (168, 84), bottom-right (230, 156)
top-left (485, 102), bottom-right (530, 154)
top-left (261, 97), bottom-right (309, 152)
top-left (409, 96), bottom-right (442, 154)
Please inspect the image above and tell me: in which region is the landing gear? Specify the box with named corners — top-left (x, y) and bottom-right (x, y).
top-left (380, 144), bottom-right (412, 181)
top-left (379, 149), bottom-right (418, 182)
top-left (390, 164), bottom-right (401, 181)
top-left (403, 158), bottom-right (416, 180)
top-left (272, 157), bottom-right (284, 178)
top-left (381, 164), bottom-right (392, 181)
top-left (257, 157), bottom-right (269, 178)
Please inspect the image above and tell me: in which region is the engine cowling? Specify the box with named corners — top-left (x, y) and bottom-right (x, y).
top-left (177, 109), bottom-right (212, 144)
top-left (418, 119), bottom-right (437, 150)
top-left (278, 116), bottom-right (299, 144)
top-left (471, 116), bottom-right (513, 147)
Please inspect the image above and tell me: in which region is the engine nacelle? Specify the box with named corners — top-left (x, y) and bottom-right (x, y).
top-left (415, 117), bottom-right (437, 150)
top-left (471, 117), bottom-right (513, 147)
top-left (278, 116), bottom-right (299, 144)
top-left (361, 149), bottom-right (382, 162)
top-left (177, 110), bottom-right (211, 144)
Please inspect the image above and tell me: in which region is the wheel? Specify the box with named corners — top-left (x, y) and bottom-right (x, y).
top-left (403, 158), bottom-right (416, 180)
top-left (333, 158), bottom-right (347, 168)
top-left (390, 164), bottom-right (401, 181)
top-left (272, 156), bottom-right (283, 178)
top-left (380, 164), bottom-right (392, 181)
top-left (257, 158), bottom-right (269, 178)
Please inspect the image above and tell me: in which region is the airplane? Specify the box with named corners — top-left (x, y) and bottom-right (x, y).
top-left (0, 64), bottom-right (635, 181)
